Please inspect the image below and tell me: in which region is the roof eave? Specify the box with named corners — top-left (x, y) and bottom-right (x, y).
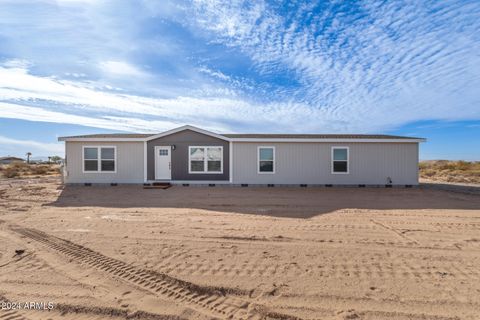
top-left (144, 125), bottom-right (231, 142)
top-left (229, 138), bottom-right (426, 143)
top-left (58, 137), bottom-right (147, 142)
top-left (57, 125), bottom-right (425, 143)
top-left (58, 137), bottom-right (426, 143)
top-left (57, 125), bottom-right (232, 142)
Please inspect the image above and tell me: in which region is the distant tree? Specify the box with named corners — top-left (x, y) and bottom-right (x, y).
top-left (50, 155), bottom-right (62, 163)
top-left (26, 152), bottom-right (32, 164)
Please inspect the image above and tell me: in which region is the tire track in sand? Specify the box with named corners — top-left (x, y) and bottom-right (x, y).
top-left (9, 225), bottom-right (300, 320)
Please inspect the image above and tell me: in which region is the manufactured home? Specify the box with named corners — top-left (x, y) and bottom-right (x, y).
top-left (0, 156), bottom-right (25, 164)
top-left (58, 125), bottom-right (425, 186)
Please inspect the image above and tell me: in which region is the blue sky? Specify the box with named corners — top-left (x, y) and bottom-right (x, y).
top-left (0, 0), bottom-right (479, 160)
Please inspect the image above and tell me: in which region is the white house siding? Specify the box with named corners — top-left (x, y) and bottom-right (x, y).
top-left (231, 142), bottom-right (419, 185)
top-left (65, 141), bottom-right (144, 184)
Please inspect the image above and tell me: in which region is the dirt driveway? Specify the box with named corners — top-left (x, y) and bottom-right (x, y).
top-left (0, 178), bottom-right (479, 319)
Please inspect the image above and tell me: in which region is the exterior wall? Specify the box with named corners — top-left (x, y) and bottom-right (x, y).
top-left (232, 142), bottom-right (419, 185)
top-left (65, 141), bottom-right (144, 183)
top-left (64, 137), bottom-right (419, 185)
top-left (147, 129), bottom-right (229, 181)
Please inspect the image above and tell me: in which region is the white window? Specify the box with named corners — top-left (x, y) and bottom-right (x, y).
top-left (331, 147), bottom-right (349, 174)
top-left (83, 146), bottom-right (116, 173)
top-left (258, 146), bottom-right (275, 174)
top-left (84, 147), bottom-right (98, 172)
top-left (188, 146), bottom-right (223, 174)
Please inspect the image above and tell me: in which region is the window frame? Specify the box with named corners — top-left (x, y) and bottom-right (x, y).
top-left (188, 146), bottom-right (224, 174)
top-left (257, 146), bottom-right (275, 174)
top-left (82, 146), bottom-right (117, 173)
top-left (331, 146), bottom-right (349, 174)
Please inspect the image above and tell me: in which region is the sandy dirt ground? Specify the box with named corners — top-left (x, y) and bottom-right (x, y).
top-left (0, 178), bottom-right (479, 320)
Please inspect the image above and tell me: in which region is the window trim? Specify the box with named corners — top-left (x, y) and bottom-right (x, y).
top-left (188, 146), bottom-right (224, 174)
top-left (82, 146), bottom-right (117, 173)
top-left (257, 146), bottom-right (275, 174)
top-left (331, 146), bottom-right (349, 174)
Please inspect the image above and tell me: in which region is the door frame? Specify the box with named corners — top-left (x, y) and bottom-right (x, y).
top-left (154, 146), bottom-right (172, 180)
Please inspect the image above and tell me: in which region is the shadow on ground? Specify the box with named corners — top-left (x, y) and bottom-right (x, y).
top-left (421, 182), bottom-right (480, 195)
top-left (47, 184), bottom-right (480, 219)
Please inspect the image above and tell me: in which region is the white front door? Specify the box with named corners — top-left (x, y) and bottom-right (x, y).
top-left (155, 146), bottom-right (171, 180)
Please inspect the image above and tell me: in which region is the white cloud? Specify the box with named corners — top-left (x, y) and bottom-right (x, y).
top-left (188, 0), bottom-right (480, 129)
top-left (55, 0), bottom-right (100, 5)
top-left (99, 60), bottom-right (148, 78)
top-left (2, 59), bottom-right (32, 69)
top-left (0, 135), bottom-right (64, 157)
top-left (0, 65), bottom-right (159, 116)
top-left (0, 102), bottom-right (145, 132)
top-left (0, 64), bottom-right (332, 133)
top-left (197, 66), bottom-right (230, 81)
top-left (0, 1), bottom-right (479, 137)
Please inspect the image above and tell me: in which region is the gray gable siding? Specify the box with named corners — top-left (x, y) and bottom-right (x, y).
top-left (147, 130), bottom-right (229, 181)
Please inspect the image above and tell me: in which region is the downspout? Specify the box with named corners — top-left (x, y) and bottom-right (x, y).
top-left (143, 141), bottom-right (147, 183)
top-left (229, 141), bottom-right (233, 184)
top-left (62, 142), bottom-right (67, 184)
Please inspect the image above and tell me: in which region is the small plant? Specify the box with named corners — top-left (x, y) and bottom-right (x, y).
top-left (455, 161), bottom-right (472, 171)
top-left (31, 166), bottom-right (48, 175)
top-left (3, 167), bottom-right (19, 178)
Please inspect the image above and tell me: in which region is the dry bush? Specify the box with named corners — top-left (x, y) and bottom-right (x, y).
top-left (26, 164), bottom-right (61, 176)
top-left (0, 163), bottom-right (61, 179)
top-left (420, 160), bottom-right (480, 184)
top-left (10, 161), bottom-right (29, 171)
top-left (3, 166), bottom-right (19, 178)
top-left (31, 165), bottom-right (49, 175)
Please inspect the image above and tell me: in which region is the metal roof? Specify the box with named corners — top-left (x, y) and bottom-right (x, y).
top-left (222, 134), bottom-right (421, 139)
top-left (58, 125), bottom-right (424, 142)
top-left (59, 133), bottom-right (155, 139)
top-left (59, 133), bottom-right (421, 140)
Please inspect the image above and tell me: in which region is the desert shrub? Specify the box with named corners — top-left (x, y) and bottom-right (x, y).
top-left (418, 162), bottom-right (428, 170)
top-left (454, 161), bottom-right (472, 171)
top-left (51, 166), bottom-right (62, 174)
top-left (10, 162), bottom-right (28, 171)
top-left (471, 170), bottom-right (480, 177)
top-left (3, 166), bottom-right (19, 178)
top-left (31, 165), bottom-right (49, 175)
top-left (436, 161), bottom-right (456, 171)
top-left (0, 163), bottom-right (60, 178)
top-left (420, 160), bottom-right (480, 183)
top-left (421, 169), bottom-right (437, 177)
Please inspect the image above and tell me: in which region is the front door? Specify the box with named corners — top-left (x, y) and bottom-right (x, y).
top-left (155, 146), bottom-right (171, 180)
